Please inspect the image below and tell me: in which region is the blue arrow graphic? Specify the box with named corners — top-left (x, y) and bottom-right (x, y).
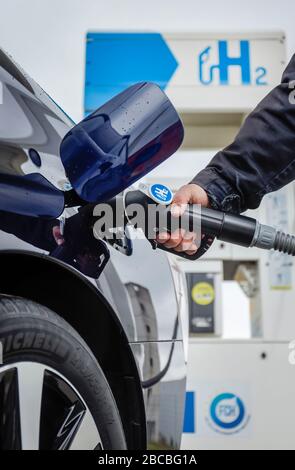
top-left (84, 32), bottom-right (178, 114)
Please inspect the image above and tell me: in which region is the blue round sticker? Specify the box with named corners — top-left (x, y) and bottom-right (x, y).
top-left (210, 393), bottom-right (245, 430)
top-left (149, 183), bottom-right (173, 205)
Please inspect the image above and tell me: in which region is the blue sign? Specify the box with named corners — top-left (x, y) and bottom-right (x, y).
top-left (199, 40), bottom-right (267, 86)
top-left (210, 393), bottom-right (245, 430)
top-left (149, 183), bottom-right (173, 205)
top-left (85, 33), bottom-right (178, 114)
top-left (183, 391), bottom-right (195, 433)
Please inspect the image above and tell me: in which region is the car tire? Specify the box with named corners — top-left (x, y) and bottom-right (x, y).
top-left (0, 296), bottom-right (127, 450)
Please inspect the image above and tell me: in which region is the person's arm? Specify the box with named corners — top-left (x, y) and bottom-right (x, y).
top-left (192, 53), bottom-right (295, 213)
top-left (157, 54), bottom-right (295, 254)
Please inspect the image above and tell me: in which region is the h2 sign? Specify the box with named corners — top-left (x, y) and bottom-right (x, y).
top-left (198, 40), bottom-right (267, 87)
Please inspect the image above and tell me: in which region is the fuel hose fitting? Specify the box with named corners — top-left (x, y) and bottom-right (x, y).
top-left (123, 183), bottom-right (295, 260)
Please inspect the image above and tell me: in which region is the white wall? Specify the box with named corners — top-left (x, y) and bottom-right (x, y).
top-left (0, 0), bottom-right (294, 122)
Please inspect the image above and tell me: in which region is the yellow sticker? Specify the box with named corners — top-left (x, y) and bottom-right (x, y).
top-left (191, 282), bottom-right (215, 306)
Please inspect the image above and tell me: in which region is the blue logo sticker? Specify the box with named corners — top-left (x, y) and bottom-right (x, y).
top-left (210, 393), bottom-right (245, 430)
top-left (149, 183), bottom-right (173, 205)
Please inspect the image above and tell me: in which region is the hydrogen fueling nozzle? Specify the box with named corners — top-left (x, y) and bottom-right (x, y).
top-left (59, 82), bottom-right (295, 261)
top-left (123, 184), bottom-right (295, 260)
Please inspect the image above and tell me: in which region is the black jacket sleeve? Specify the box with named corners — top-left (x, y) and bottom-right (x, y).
top-left (191, 54), bottom-right (295, 213)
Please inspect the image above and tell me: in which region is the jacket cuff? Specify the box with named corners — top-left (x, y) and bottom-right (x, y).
top-left (190, 168), bottom-right (243, 213)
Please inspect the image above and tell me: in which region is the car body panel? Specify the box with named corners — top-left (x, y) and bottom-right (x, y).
top-left (100, 236), bottom-right (181, 342)
top-left (0, 48), bottom-right (187, 449)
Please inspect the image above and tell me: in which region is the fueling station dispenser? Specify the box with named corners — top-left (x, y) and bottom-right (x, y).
top-left (85, 31), bottom-right (295, 449)
top-left (141, 32), bottom-right (295, 449)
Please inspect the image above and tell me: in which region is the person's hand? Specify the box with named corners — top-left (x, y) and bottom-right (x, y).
top-left (156, 184), bottom-right (210, 255)
top-left (52, 225), bottom-right (65, 246)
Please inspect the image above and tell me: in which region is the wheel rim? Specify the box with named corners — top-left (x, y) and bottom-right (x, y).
top-left (0, 362), bottom-right (103, 450)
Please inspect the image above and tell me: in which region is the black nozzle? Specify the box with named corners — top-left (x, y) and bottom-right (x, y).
top-left (123, 189), bottom-right (295, 259)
